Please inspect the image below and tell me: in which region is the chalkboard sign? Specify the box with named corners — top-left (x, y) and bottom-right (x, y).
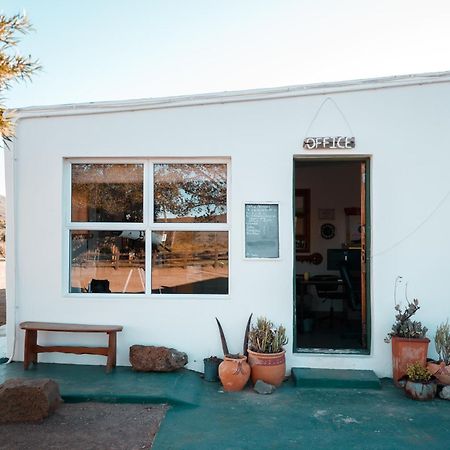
top-left (245, 203), bottom-right (279, 258)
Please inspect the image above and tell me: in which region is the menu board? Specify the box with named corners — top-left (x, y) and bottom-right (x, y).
top-left (245, 203), bottom-right (279, 258)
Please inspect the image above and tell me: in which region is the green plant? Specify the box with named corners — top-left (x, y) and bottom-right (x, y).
top-left (435, 320), bottom-right (450, 365)
top-left (248, 317), bottom-right (288, 354)
top-left (1, 13), bottom-right (40, 140)
top-left (406, 362), bottom-right (432, 383)
top-left (384, 298), bottom-right (428, 342)
top-left (215, 314), bottom-right (252, 359)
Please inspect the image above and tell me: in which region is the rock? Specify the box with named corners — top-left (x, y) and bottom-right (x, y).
top-left (129, 345), bottom-right (188, 372)
top-left (254, 380), bottom-right (276, 395)
top-left (0, 378), bottom-right (62, 423)
top-left (439, 386), bottom-right (450, 400)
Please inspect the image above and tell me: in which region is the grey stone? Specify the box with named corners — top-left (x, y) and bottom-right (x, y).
top-left (439, 385), bottom-right (450, 400)
top-left (129, 345), bottom-right (188, 372)
top-left (0, 378), bottom-right (62, 423)
top-left (254, 380), bottom-right (276, 395)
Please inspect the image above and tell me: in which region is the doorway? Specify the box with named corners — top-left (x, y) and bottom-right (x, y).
top-left (294, 158), bottom-right (369, 352)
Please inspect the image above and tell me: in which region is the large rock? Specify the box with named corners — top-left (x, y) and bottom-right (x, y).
top-left (254, 379), bottom-right (276, 395)
top-left (0, 378), bottom-right (62, 423)
top-left (129, 345), bottom-right (188, 372)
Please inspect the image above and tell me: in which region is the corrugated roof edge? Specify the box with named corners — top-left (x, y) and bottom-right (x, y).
top-left (12, 70), bottom-right (450, 119)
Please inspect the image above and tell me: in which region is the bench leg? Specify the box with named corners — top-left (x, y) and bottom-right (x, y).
top-left (24, 330), bottom-right (37, 370)
top-left (106, 332), bottom-right (117, 373)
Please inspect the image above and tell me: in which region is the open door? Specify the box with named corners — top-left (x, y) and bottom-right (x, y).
top-left (360, 161), bottom-right (367, 349)
top-left (294, 158), bottom-right (370, 353)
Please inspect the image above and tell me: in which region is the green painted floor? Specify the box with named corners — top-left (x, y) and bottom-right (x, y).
top-left (0, 362), bottom-right (201, 406)
top-left (1, 363), bottom-right (450, 449)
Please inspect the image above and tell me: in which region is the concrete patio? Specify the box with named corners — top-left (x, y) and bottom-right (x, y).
top-left (1, 362), bottom-right (450, 449)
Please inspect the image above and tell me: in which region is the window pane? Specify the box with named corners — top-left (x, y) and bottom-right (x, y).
top-left (151, 231), bottom-right (228, 294)
top-left (70, 230), bottom-right (145, 294)
top-left (154, 163), bottom-right (227, 223)
top-left (72, 164), bottom-right (144, 222)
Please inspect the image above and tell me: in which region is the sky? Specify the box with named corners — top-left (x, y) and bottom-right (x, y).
top-left (1, 0), bottom-right (450, 195)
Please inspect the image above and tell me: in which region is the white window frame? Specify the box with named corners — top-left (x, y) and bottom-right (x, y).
top-left (63, 157), bottom-right (231, 299)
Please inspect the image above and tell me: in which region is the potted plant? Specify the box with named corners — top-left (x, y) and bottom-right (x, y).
top-left (404, 362), bottom-right (437, 401)
top-left (385, 298), bottom-right (429, 387)
top-left (215, 315), bottom-right (252, 392)
top-left (427, 320), bottom-right (450, 385)
top-left (203, 356), bottom-right (223, 382)
top-left (247, 317), bottom-right (288, 387)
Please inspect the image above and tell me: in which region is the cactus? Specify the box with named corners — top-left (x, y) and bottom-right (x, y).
top-left (248, 317), bottom-right (288, 354)
top-left (435, 320), bottom-right (450, 365)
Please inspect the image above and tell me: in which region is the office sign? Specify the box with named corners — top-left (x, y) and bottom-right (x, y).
top-left (303, 136), bottom-right (355, 150)
top-left (245, 203), bottom-right (279, 259)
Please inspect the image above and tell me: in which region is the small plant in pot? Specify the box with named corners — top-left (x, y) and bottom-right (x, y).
top-left (403, 362), bottom-right (437, 401)
top-left (427, 320), bottom-right (450, 385)
top-left (385, 298), bottom-right (429, 387)
top-left (215, 315), bottom-right (252, 392)
top-left (247, 317), bottom-right (288, 387)
top-left (203, 356), bottom-right (223, 382)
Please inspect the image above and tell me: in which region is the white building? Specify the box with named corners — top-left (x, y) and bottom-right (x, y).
top-left (5, 71), bottom-right (450, 377)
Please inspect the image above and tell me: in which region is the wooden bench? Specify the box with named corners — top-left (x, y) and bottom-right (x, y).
top-left (19, 322), bottom-right (123, 373)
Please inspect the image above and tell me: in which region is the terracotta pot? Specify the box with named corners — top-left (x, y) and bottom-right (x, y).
top-left (391, 337), bottom-right (430, 387)
top-left (404, 379), bottom-right (437, 401)
top-left (218, 356), bottom-right (250, 392)
top-left (247, 350), bottom-right (286, 387)
top-left (427, 361), bottom-right (450, 385)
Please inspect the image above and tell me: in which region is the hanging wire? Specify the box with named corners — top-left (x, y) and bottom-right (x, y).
top-left (371, 187), bottom-right (450, 258)
top-left (304, 96), bottom-right (355, 138)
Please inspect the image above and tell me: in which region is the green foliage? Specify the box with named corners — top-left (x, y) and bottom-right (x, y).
top-left (406, 362), bottom-right (432, 383)
top-left (1, 13), bottom-right (40, 140)
top-left (248, 317), bottom-right (288, 354)
top-left (384, 298), bottom-right (428, 342)
top-left (435, 320), bottom-right (450, 365)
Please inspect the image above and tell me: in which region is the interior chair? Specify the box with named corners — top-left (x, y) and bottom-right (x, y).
top-left (309, 274), bottom-right (343, 328)
top-left (88, 278), bottom-right (111, 293)
top-left (338, 263), bottom-right (362, 342)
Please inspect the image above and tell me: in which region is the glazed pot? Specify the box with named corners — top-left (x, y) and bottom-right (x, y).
top-left (427, 361), bottom-right (450, 385)
top-left (404, 379), bottom-right (437, 401)
top-left (247, 349), bottom-right (286, 387)
top-left (391, 337), bottom-right (430, 387)
top-left (218, 356), bottom-right (250, 392)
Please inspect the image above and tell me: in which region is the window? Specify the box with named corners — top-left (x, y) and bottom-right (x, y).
top-left (68, 160), bottom-right (229, 296)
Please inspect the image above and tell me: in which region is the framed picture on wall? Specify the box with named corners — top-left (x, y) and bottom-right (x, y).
top-left (318, 208), bottom-right (335, 220)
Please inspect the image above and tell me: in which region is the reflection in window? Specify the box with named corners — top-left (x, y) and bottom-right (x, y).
top-left (72, 164), bottom-right (144, 222)
top-left (151, 231), bottom-right (228, 294)
top-left (154, 163), bottom-right (227, 223)
top-left (70, 230), bottom-right (145, 293)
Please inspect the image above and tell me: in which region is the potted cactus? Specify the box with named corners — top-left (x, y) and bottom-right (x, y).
top-left (247, 317), bottom-right (288, 387)
top-left (427, 320), bottom-right (450, 385)
top-left (404, 362), bottom-right (437, 401)
top-left (385, 298), bottom-right (429, 387)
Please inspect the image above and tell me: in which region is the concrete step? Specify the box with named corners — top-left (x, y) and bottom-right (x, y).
top-left (291, 367), bottom-right (381, 389)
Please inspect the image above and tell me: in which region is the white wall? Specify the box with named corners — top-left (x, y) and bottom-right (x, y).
top-left (8, 79), bottom-right (450, 377)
